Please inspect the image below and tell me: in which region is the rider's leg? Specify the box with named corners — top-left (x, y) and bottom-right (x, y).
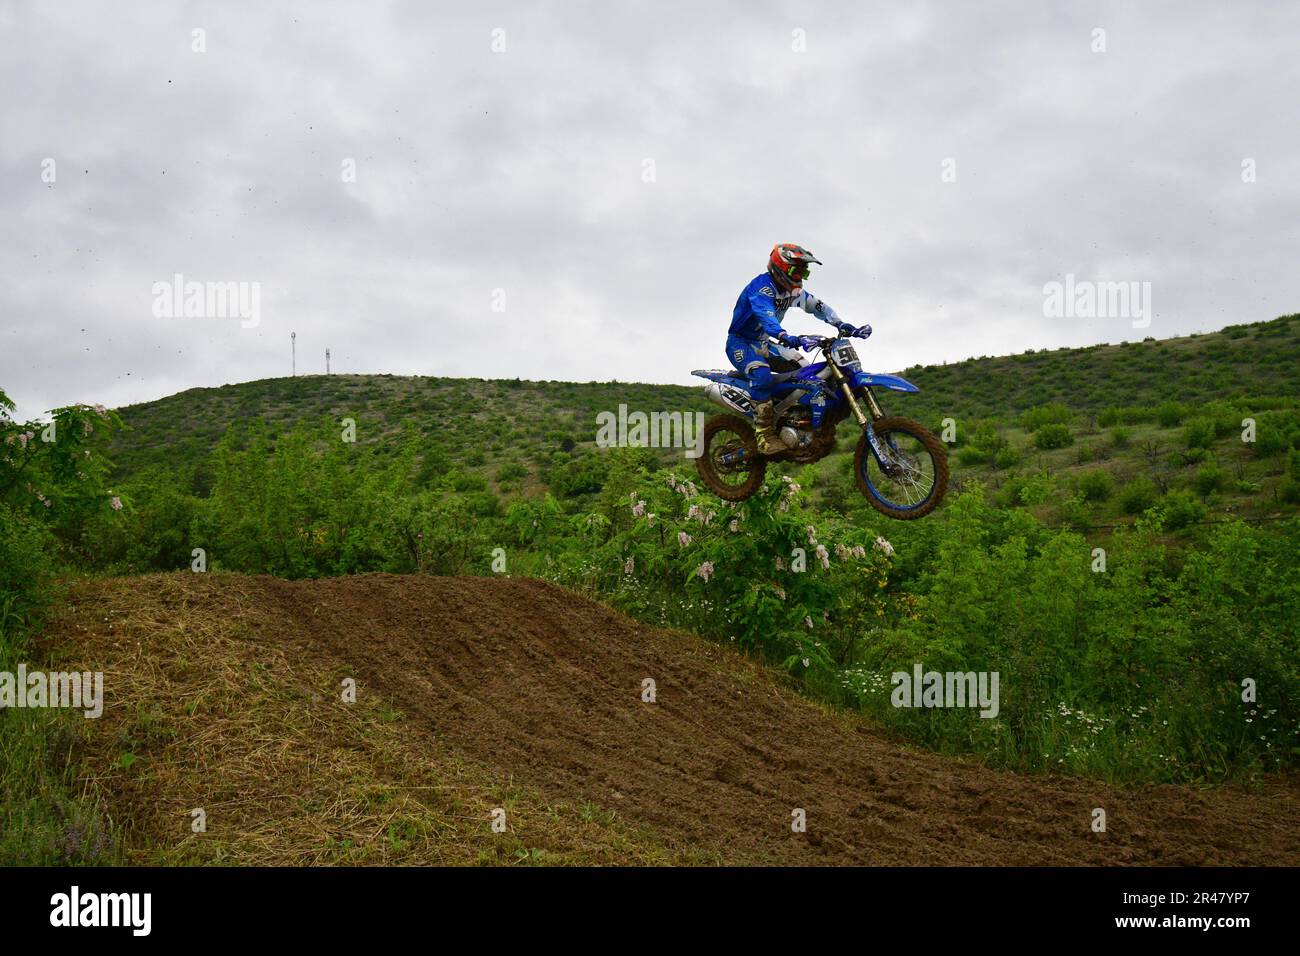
top-left (726, 336), bottom-right (785, 454)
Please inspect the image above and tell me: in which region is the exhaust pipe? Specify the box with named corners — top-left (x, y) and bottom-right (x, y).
top-left (702, 382), bottom-right (753, 416)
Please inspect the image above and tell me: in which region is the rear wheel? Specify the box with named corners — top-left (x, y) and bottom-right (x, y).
top-left (854, 417), bottom-right (948, 519)
top-left (696, 414), bottom-right (767, 501)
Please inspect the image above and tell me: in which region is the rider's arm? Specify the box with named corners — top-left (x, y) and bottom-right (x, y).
top-left (795, 289), bottom-right (846, 330)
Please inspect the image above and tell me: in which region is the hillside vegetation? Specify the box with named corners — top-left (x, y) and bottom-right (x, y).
top-left (4, 314), bottom-right (1299, 863)
top-left (108, 313), bottom-right (1300, 527)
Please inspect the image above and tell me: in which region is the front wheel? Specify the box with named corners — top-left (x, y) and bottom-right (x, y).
top-left (853, 417), bottom-right (949, 519)
top-left (696, 414), bottom-right (767, 501)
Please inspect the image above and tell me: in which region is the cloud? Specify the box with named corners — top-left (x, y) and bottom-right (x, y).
top-left (1, 0), bottom-right (1297, 419)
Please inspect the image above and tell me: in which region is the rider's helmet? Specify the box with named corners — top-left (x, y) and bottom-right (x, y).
top-left (767, 243), bottom-right (822, 292)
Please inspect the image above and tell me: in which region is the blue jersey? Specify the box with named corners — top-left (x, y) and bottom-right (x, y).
top-left (728, 273), bottom-right (841, 342)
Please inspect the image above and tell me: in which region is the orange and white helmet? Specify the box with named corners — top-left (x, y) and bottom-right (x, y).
top-left (767, 243), bottom-right (822, 291)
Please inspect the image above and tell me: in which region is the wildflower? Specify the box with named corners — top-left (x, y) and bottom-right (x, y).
top-left (815, 544), bottom-right (829, 570)
top-left (804, 616), bottom-right (813, 629)
top-left (677, 531), bottom-right (692, 547)
top-left (801, 657), bottom-right (810, 668)
top-left (775, 556), bottom-right (786, 571)
top-left (631, 500), bottom-right (646, 518)
top-left (729, 518), bottom-right (739, 532)
top-left (774, 585), bottom-right (786, 601)
top-left (806, 525), bottom-right (817, 543)
top-left (696, 561), bottom-right (714, 583)
top-left (94, 404), bottom-right (108, 419)
top-left (851, 545), bottom-right (866, 559)
top-left (835, 543), bottom-right (849, 560)
top-left (624, 556), bottom-right (635, 574)
top-left (647, 513), bottom-right (657, 526)
top-left (874, 536), bottom-right (895, 557)
top-left (687, 503), bottom-right (701, 522)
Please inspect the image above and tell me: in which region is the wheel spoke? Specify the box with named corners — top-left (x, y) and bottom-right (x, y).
top-left (866, 429), bottom-right (937, 509)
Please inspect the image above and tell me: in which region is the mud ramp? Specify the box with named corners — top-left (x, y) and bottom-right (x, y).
top-left (49, 573), bottom-right (1300, 865)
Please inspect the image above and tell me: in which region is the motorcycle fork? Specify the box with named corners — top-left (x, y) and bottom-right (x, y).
top-left (826, 364), bottom-right (882, 426)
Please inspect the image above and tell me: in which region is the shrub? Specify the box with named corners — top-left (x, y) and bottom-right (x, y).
top-left (1077, 470), bottom-right (1115, 502)
top-left (1155, 401), bottom-right (1186, 428)
top-left (496, 462), bottom-right (527, 482)
top-left (451, 472), bottom-right (488, 494)
top-left (1110, 426), bottom-right (1132, 448)
top-left (1193, 463), bottom-right (1225, 496)
top-left (993, 446), bottom-right (1022, 470)
top-left (1020, 403), bottom-right (1072, 432)
top-left (1184, 419), bottom-right (1216, 449)
top-left (1158, 490), bottom-right (1206, 530)
top-left (1118, 476), bottom-right (1159, 515)
top-left (1033, 423), bottom-right (1073, 450)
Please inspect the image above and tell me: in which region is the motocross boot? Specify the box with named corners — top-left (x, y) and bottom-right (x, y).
top-left (752, 401), bottom-right (787, 455)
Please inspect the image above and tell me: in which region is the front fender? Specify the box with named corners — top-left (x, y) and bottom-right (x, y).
top-left (851, 371), bottom-right (919, 393)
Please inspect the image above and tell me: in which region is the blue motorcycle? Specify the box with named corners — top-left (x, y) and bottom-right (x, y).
top-left (691, 329), bottom-right (948, 519)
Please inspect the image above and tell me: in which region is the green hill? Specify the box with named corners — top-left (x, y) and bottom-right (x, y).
top-left (108, 313), bottom-right (1300, 526)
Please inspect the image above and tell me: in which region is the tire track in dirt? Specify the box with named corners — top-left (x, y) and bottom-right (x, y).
top-left (240, 573), bottom-right (1300, 866)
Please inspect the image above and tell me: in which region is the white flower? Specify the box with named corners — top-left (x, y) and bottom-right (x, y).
top-left (624, 556), bottom-right (635, 574)
top-left (815, 544), bottom-right (829, 570)
top-left (804, 616), bottom-right (814, 629)
top-left (729, 518), bottom-right (739, 532)
top-left (696, 561), bottom-right (714, 583)
top-left (775, 556), bottom-right (786, 571)
top-left (647, 513), bottom-right (657, 526)
top-left (631, 500), bottom-right (646, 518)
top-left (874, 536), bottom-right (895, 557)
top-left (677, 531), bottom-right (692, 547)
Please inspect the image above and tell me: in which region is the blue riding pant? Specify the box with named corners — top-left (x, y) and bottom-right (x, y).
top-left (725, 334), bottom-right (773, 403)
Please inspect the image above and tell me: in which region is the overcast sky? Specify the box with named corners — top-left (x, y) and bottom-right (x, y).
top-left (2, 1), bottom-right (1298, 421)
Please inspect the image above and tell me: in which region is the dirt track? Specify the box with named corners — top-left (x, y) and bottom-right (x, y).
top-left (47, 573), bottom-right (1300, 865)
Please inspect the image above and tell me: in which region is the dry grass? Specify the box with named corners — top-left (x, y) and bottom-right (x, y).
top-left (41, 573), bottom-right (686, 865)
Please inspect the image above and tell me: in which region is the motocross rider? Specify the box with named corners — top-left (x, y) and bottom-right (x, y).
top-left (727, 243), bottom-right (863, 454)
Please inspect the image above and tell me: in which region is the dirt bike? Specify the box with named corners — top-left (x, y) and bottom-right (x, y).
top-left (691, 328), bottom-right (948, 519)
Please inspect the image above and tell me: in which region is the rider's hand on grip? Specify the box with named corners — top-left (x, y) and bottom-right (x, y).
top-left (798, 335), bottom-right (823, 351)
